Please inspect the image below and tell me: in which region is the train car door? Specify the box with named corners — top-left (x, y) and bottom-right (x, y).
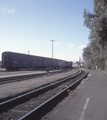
top-left (5, 56), bottom-right (10, 67)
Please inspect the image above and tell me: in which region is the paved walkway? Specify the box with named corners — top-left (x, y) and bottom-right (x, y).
top-left (50, 70), bottom-right (107, 120)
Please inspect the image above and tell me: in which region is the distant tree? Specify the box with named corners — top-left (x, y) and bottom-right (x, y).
top-left (83, 45), bottom-right (94, 69)
top-left (83, 0), bottom-right (107, 50)
top-left (83, 0), bottom-right (107, 70)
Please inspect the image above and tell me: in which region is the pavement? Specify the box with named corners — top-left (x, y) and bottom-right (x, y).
top-left (0, 70), bottom-right (46, 78)
top-left (49, 70), bottom-right (107, 120)
top-left (0, 69), bottom-right (65, 78)
top-left (0, 69), bottom-right (78, 100)
top-left (0, 68), bottom-right (6, 72)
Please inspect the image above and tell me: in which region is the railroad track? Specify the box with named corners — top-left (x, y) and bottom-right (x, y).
top-left (0, 70), bottom-right (87, 120)
top-left (0, 69), bottom-right (72, 84)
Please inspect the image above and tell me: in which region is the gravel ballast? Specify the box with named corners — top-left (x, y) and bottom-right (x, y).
top-left (0, 69), bottom-right (78, 100)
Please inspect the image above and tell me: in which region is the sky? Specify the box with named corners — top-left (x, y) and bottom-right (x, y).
top-left (0, 0), bottom-right (94, 62)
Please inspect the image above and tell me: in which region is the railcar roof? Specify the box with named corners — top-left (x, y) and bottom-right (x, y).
top-left (2, 51), bottom-right (71, 62)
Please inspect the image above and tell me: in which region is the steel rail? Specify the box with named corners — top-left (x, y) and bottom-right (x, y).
top-left (0, 69), bottom-right (71, 84)
top-left (0, 70), bottom-right (81, 113)
top-left (0, 73), bottom-right (46, 84)
top-left (19, 71), bottom-right (87, 120)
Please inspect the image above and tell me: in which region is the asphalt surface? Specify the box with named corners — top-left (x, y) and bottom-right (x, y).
top-left (0, 71), bottom-right (46, 78)
top-left (0, 69), bottom-right (65, 78)
top-left (49, 70), bottom-right (107, 120)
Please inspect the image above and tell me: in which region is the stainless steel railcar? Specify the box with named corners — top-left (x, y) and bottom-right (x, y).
top-left (2, 51), bottom-right (72, 70)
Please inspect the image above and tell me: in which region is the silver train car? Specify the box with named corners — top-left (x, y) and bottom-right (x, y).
top-left (2, 51), bottom-right (72, 71)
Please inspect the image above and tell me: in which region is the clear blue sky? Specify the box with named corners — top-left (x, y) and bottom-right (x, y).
top-left (0, 0), bottom-right (93, 62)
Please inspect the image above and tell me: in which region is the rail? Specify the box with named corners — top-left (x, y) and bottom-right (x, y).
top-left (0, 70), bottom-right (81, 113)
top-left (0, 69), bottom-right (72, 84)
top-left (19, 71), bottom-right (87, 120)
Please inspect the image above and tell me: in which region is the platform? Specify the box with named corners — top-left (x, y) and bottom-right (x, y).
top-left (0, 69), bottom-right (66, 79)
top-left (48, 70), bottom-right (107, 120)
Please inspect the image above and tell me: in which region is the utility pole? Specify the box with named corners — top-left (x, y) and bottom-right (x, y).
top-left (50, 39), bottom-right (55, 58)
top-left (28, 51), bottom-right (30, 55)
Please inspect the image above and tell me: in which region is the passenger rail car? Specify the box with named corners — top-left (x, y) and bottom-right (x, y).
top-left (2, 51), bottom-right (72, 71)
